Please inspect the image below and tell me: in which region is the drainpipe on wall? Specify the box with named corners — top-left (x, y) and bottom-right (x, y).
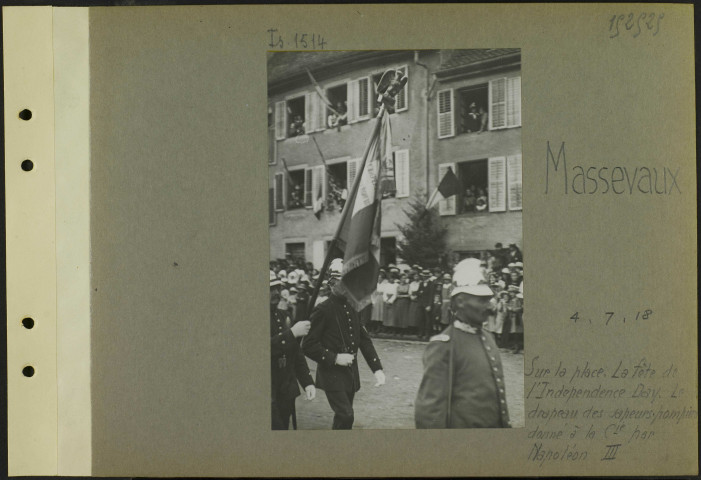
top-left (414, 50), bottom-right (435, 199)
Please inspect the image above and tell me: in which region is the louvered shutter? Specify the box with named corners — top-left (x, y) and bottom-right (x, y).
top-left (395, 66), bottom-right (408, 112)
top-left (489, 78), bottom-right (506, 130)
top-left (507, 154), bottom-right (522, 211)
top-left (311, 165), bottom-right (326, 207)
top-left (438, 162), bottom-right (456, 215)
top-left (394, 150), bottom-right (410, 198)
top-left (305, 93), bottom-right (314, 133)
top-left (347, 158), bottom-right (361, 190)
top-left (274, 172), bottom-right (285, 211)
top-left (347, 79), bottom-right (358, 123)
top-left (269, 188), bottom-right (276, 225)
top-left (507, 76), bottom-right (521, 127)
top-left (315, 92), bottom-right (327, 131)
top-left (357, 77), bottom-right (371, 120)
top-left (274, 101), bottom-right (286, 140)
top-left (488, 157), bottom-right (506, 212)
top-left (304, 167), bottom-right (313, 207)
top-left (437, 89), bottom-right (454, 139)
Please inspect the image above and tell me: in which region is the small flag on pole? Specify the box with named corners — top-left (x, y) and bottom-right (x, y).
top-left (426, 167), bottom-right (462, 210)
top-left (334, 109), bottom-right (392, 311)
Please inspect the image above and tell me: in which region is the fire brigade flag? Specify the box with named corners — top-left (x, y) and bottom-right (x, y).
top-left (334, 110), bottom-right (392, 311)
top-left (425, 166), bottom-right (461, 210)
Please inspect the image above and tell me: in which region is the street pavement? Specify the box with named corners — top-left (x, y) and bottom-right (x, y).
top-left (295, 337), bottom-right (524, 429)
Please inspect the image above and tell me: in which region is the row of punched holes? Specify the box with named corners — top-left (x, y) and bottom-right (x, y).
top-left (19, 107), bottom-right (36, 378)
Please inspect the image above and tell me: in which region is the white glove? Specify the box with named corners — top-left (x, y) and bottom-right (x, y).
top-left (374, 370), bottom-right (386, 387)
top-left (290, 320), bottom-right (311, 338)
top-left (335, 353), bottom-right (354, 366)
top-left (304, 384), bottom-right (316, 400)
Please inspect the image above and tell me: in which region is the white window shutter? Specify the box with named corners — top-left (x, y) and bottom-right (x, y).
top-left (488, 157), bottom-right (507, 212)
top-left (316, 93), bottom-right (327, 131)
top-left (489, 78), bottom-right (506, 130)
top-left (269, 188), bottom-right (276, 226)
top-left (507, 76), bottom-right (521, 127)
top-left (305, 93), bottom-right (315, 133)
top-left (274, 172), bottom-right (285, 211)
top-left (347, 158), bottom-right (361, 190)
top-left (507, 154), bottom-right (522, 211)
top-left (311, 165), bottom-right (326, 208)
top-left (395, 66), bottom-right (408, 112)
top-left (437, 89), bottom-right (454, 139)
top-left (347, 79), bottom-right (358, 123)
top-left (438, 162), bottom-right (456, 215)
top-left (394, 150), bottom-right (410, 198)
top-left (357, 77), bottom-right (370, 120)
top-left (304, 167), bottom-right (313, 208)
top-left (274, 101), bottom-right (286, 140)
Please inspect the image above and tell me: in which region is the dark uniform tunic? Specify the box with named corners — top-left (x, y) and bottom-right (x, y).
top-left (415, 321), bottom-right (511, 428)
top-left (270, 307), bottom-right (314, 430)
top-left (303, 293), bottom-right (383, 429)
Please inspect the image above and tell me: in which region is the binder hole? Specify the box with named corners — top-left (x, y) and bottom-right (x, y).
top-left (21, 160), bottom-right (34, 172)
top-left (22, 366), bottom-right (35, 377)
top-left (22, 317), bottom-right (34, 329)
top-left (19, 109), bottom-right (32, 120)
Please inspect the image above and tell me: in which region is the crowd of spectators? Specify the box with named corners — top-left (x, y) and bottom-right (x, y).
top-left (269, 241), bottom-right (524, 353)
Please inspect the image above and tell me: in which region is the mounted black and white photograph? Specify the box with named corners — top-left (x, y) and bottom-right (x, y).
top-left (268, 49), bottom-right (524, 430)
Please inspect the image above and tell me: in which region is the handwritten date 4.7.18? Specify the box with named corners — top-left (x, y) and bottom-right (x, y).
top-left (609, 13), bottom-right (663, 38)
top-left (569, 310), bottom-right (653, 325)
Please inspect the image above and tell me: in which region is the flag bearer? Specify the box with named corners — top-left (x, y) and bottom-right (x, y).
top-left (303, 258), bottom-right (386, 429)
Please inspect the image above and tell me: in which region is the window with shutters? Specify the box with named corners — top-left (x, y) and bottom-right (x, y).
top-left (286, 169), bottom-right (305, 210)
top-left (269, 188), bottom-right (276, 226)
top-left (274, 172), bottom-right (285, 211)
top-left (507, 154), bottom-right (522, 211)
top-left (437, 89), bottom-right (454, 139)
top-left (489, 76), bottom-right (521, 130)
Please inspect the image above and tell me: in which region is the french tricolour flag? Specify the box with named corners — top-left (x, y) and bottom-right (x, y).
top-left (334, 110), bottom-right (392, 311)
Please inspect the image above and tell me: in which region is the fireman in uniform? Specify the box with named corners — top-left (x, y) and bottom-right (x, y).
top-left (270, 271), bottom-right (315, 430)
top-left (415, 258), bottom-right (511, 428)
top-left (303, 258), bottom-right (386, 429)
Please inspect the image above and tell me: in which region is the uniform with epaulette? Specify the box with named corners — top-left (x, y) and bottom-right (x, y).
top-left (303, 259), bottom-right (385, 429)
top-left (270, 273), bottom-right (314, 430)
top-left (415, 259), bottom-right (511, 429)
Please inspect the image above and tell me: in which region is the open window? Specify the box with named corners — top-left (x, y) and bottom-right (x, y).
top-left (285, 242), bottom-right (306, 263)
top-left (457, 84), bottom-right (489, 134)
top-left (286, 96), bottom-right (306, 137)
top-left (456, 159), bottom-right (489, 214)
top-left (380, 237), bottom-right (397, 267)
top-left (325, 84), bottom-right (348, 129)
top-left (286, 169), bottom-right (306, 210)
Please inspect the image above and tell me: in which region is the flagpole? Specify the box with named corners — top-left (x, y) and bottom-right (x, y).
top-left (307, 104), bottom-right (387, 312)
